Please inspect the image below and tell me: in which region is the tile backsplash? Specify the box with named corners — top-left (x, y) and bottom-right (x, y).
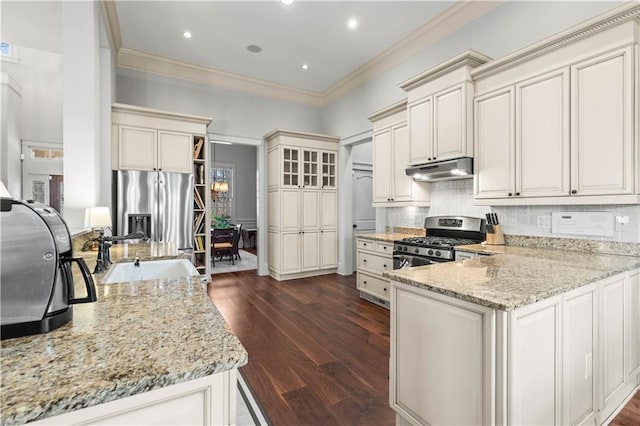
top-left (384, 179), bottom-right (640, 243)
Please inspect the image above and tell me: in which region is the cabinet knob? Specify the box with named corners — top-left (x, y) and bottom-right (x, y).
top-left (383, 288), bottom-right (387, 292)
top-left (433, 157), bottom-right (437, 160)
top-left (515, 192), bottom-right (520, 196)
top-left (428, 158), bottom-right (432, 161)
top-left (158, 168), bottom-right (162, 171)
top-left (153, 168), bottom-right (157, 171)
top-left (508, 193), bottom-right (513, 197)
top-left (571, 190), bottom-right (577, 194)
top-left (363, 259), bottom-right (367, 263)
top-left (363, 281), bottom-right (367, 285)
top-left (383, 264), bottom-right (387, 268)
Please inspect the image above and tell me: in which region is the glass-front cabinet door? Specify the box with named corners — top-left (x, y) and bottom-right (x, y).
top-left (321, 151), bottom-right (337, 189)
top-left (282, 147), bottom-right (299, 187)
top-left (302, 149), bottom-right (319, 188)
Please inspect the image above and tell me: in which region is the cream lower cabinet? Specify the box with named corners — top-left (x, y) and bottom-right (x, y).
top-left (266, 129), bottom-right (339, 281)
top-left (32, 370), bottom-right (238, 426)
top-left (356, 238), bottom-right (393, 307)
top-left (368, 101), bottom-right (430, 207)
top-left (391, 269), bottom-right (640, 426)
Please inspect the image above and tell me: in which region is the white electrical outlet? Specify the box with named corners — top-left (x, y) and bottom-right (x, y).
top-left (536, 215), bottom-right (551, 228)
top-left (615, 215), bottom-right (630, 232)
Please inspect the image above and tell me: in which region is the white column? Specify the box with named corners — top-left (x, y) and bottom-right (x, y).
top-left (62, 1), bottom-right (101, 231)
top-left (337, 143), bottom-right (353, 275)
top-left (0, 73), bottom-right (22, 197)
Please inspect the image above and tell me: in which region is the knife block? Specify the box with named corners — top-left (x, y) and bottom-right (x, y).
top-left (486, 224), bottom-right (505, 246)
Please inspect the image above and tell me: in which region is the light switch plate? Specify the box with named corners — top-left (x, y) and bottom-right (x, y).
top-left (551, 212), bottom-right (614, 237)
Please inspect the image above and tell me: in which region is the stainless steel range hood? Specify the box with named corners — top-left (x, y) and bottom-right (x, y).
top-left (406, 157), bottom-right (473, 182)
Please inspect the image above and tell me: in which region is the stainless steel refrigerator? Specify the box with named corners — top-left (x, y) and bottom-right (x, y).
top-left (113, 170), bottom-right (193, 250)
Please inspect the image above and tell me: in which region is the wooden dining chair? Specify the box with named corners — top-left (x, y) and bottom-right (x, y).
top-left (231, 224), bottom-right (242, 261)
top-left (211, 228), bottom-right (234, 266)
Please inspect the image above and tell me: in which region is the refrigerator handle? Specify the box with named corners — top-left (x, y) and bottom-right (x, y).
top-left (157, 174), bottom-right (163, 242)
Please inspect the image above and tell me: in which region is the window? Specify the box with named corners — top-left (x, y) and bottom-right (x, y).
top-left (211, 165), bottom-right (233, 222)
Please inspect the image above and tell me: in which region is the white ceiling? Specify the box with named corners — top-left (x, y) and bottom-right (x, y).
top-left (115, 1), bottom-right (454, 93)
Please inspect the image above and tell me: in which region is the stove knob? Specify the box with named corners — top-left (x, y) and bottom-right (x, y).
top-left (428, 250), bottom-right (433, 255)
top-left (414, 249), bottom-right (419, 254)
top-left (435, 251), bottom-right (441, 256)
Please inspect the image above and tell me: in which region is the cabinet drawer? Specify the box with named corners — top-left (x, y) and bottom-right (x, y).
top-left (357, 272), bottom-right (390, 301)
top-left (357, 239), bottom-right (375, 251)
top-left (358, 251), bottom-right (392, 274)
top-left (375, 241), bottom-right (394, 255)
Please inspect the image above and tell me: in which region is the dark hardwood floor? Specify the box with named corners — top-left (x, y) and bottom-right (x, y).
top-left (208, 271), bottom-right (394, 426)
top-left (209, 271), bottom-right (640, 426)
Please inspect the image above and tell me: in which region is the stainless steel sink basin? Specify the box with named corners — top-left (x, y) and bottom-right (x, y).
top-left (101, 259), bottom-right (198, 284)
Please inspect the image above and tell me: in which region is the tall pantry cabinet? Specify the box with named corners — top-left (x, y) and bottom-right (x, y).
top-left (266, 129), bottom-right (339, 281)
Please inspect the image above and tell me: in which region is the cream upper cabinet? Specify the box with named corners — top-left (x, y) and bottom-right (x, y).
top-left (516, 68), bottom-right (570, 198)
top-left (400, 51), bottom-right (491, 166)
top-left (157, 131), bottom-right (193, 173)
top-left (369, 101), bottom-right (430, 207)
top-left (474, 87), bottom-right (515, 199)
top-left (119, 126), bottom-right (156, 171)
top-left (472, 11), bottom-right (639, 205)
top-left (407, 98), bottom-right (433, 164)
top-left (571, 47), bottom-right (635, 196)
top-left (265, 129), bottom-right (339, 281)
top-left (475, 69), bottom-right (570, 200)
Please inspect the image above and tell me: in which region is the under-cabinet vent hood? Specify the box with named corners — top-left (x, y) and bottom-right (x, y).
top-left (406, 157), bottom-right (473, 182)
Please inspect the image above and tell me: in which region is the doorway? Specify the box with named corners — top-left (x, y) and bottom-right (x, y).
top-left (21, 141), bottom-right (64, 213)
top-left (352, 163), bottom-right (375, 265)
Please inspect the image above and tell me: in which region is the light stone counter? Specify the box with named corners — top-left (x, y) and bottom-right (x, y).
top-left (0, 244), bottom-right (248, 425)
top-left (384, 244), bottom-right (640, 311)
top-left (357, 232), bottom-right (420, 243)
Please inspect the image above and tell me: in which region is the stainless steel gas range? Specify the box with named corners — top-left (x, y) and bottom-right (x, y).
top-left (393, 216), bottom-right (486, 269)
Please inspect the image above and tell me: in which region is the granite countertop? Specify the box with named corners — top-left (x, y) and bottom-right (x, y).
top-left (0, 244), bottom-right (248, 425)
top-left (357, 232), bottom-right (420, 243)
top-left (385, 244), bottom-right (640, 311)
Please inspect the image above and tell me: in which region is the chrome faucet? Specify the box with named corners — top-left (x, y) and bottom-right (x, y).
top-left (93, 232), bottom-right (147, 274)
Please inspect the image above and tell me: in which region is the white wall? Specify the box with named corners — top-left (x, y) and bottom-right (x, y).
top-left (211, 143), bottom-right (257, 228)
top-left (321, 1), bottom-right (622, 139)
top-left (116, 68), bottom-right (323, 139)
top-left (0, 75), bottom-right (21, 196)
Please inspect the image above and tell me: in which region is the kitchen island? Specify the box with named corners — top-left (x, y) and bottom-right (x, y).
top-left (385, 244), bottom-right (640, 426)
top-left (0, 243), bottom-right (248, 425)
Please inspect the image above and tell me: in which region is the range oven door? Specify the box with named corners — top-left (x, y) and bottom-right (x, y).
top-left (393, 254), bottom-right (448, 270)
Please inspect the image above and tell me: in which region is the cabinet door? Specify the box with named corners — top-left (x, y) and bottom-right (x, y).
top-left (509, 297), bottom-right (561, 426)
top-left (281, 190), bottom-right (300, 232)
top-left (600, 275), bottom-right (627, 420)
top-left (408, 98), bottom-right (433, 164)
top-left (320, 191), bottom-right (337, 229)
top-left (158, 131), bottom-right (192, 174)
top-left (516, 68), bottom-right (570, 198)
top-left (301, 231), bottom-right (319, 271)
top-left (392, 124), bottom-right (412, 202)
top-left (373, 130), bottom-right (393, 203)
top-left (281, 232), bottom-right (301, 274)
top-left (321, 151), bottom-right (337, 189)
top-left (301, 149), bottom-right (319, 188)
top-left (268, 231), bottom-right (280, 273)
top-left (571, 47), bottom-right (634, 196)
top-left (281, 147), bottom-right (300, 187)
top-left (434, 84), bottom-right (465, 161)
top-left (119, 126), bottom-right (156, 171)
top-left (320, 230), bottom-right (337, 269)
top-left (627, 271), bottom-right (640, 381)
top-left (474, 88), bottom-right (515, 199)
top-left (563, 285), bottom-right (597, 425)
top-left (392, 285), bottom-right (494, 426)
top-left (301, 190), bottom-right (319, 230)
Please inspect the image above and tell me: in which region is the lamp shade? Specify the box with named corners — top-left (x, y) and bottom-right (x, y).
top-left (84, 207), bottom-right (112, 228)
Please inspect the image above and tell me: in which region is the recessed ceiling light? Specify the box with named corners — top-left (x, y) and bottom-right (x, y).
top-left (302, 64), bottom-right (309, 70)
top-left (281, 0), bottom-right (294, 5)
top-left (348, 18), bottom-right (358, 30)
top-left (247, 45), bottom-right (262, 53)
top-left (182, 31), bottom-right (192, 39)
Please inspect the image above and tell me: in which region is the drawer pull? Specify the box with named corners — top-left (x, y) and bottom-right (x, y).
top-left (363, 281), bottom-right (367, 285)
top-left (383, 288), bottom-right (387, 292)
top-left (383, 264), bottom-right (387, 268)
top-left (363, 259), bottom-right (367, 263)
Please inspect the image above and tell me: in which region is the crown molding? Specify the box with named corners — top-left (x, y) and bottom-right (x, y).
top-left (118, 48), bottom-right (325, 107)
top-left (366, 99), bottom-right (407, 122)
top-left (101, 0), bottom-right (122, 51)
top-left (264, 129), bottom-right (340, 143)
top-left (1, 73), bottom-right (22, 97)
top-left (340, 129), bottom-right (373, 147)
top-left (208, 132), bottom-right (263, 147)
top-left (471, 1), bottom-right (640, 79)
top-left (321, 1), bottom-right (503, 105)
top-left (112, 1), bottom-right (500, 107)
top-left (112, 102), bottom-right (212, 125)
top-left (399, 49), bottom-right (492, 92)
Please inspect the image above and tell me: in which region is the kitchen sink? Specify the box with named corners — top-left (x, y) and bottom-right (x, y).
top-left (101, 259), bottom-right (199, 284)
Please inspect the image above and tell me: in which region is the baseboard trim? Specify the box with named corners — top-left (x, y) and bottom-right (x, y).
top-left (268, 268), bottom-right (338, 281)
